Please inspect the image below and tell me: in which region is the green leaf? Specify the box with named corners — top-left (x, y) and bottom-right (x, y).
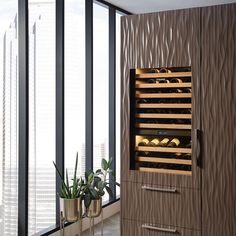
top-left (88, 172), bottom-right (94, 183)
top-left (101, 158), bottom-right (108, 171)
top-left (89, 188), bottom-right (99, 199)
top-left (105, 186), bottom-right (113, 198)
top-left (53, 161), bottom-right (70, 197)
top-left (72, 153), bottom-right (78, 197)
top-left (66, 169), bottom-right (71, 198)
top-left (61, 186), bottom-right (67, 198)
top-left (98, 181), bottom-right (106, 191)
top-left (84, 194), bottom-right (91, 208)
top-left (98, 190), bottom-right (105, 196)
top-left (94, 176), bottom-right (101, 186)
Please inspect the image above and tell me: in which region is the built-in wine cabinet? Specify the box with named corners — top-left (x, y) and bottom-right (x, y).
top-left (130, 67), bottom-right (192, 176)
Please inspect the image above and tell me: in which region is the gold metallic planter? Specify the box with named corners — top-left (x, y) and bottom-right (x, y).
top-left (86, 198), bottom-right (102, 218)
top-left (60, 197), bottom-right (82, 222)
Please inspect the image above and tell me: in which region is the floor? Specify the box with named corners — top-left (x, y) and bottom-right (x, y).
top-left (83, 213), bottom-right (120, 236)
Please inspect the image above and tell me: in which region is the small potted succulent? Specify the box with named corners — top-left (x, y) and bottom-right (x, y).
top-left (53, 153), bottom-right (83, 222)
top-left (83, 158), bottom-right (119, 218)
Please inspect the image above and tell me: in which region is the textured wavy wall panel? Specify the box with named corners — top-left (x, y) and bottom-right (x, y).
top-left (121, 181), bottom-right (201, 229)
top-left (201, 4), bottom-right (236, 236)
top-left (120, 9), bottom-right (201, 189)
top-left (121, 219), bottom-right (201, 236)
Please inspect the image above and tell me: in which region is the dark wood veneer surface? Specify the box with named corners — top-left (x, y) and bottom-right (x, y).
top-left (121, 219), bottom-right (201, 236)
top-left (201, 4), bottom-right (236, 236)
top-left (121, 181), bottom-right (201, 230)
top-left (121, 8), bottom-right (201, 188)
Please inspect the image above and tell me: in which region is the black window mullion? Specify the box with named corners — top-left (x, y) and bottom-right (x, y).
top-left (56, 0), bottom-right (65, 225)
top-left (85, 0), bottom-right (93, 172)
top-left (109, 7), bottom-right (116, 201)
top-left (18, 0), bottom-right (29, 235)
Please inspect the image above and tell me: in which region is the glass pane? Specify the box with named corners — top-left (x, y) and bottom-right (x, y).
top-left (93, 3), bottom-right (109, 202)
top-left (65, 0), bottom-right (85, 179)
top-left (28, 1), bottom-right (56, 234)
top-left (0, 1), bottom-right (18, 235)
top-left (116, 12), bottom-right (122, 198)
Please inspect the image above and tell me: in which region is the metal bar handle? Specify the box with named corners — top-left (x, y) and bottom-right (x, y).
top-left (141, 185), bottom-right (177, 193)
top-left (142, 224), bottom-right (177, 233)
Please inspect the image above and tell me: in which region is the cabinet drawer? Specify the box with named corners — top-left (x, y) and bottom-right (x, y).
top-left (121, 181), bottom-right (200, 230)
top-left (121, 219), bottom-right (201, 236)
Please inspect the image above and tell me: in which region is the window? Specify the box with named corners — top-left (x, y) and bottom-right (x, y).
top-left (0, 0), bottom-right (128, 234)
top-left (65, 0), bottom-right (85, 179)
top-left (0, 1), bottom-right (18, 235)
top-left (116, 12), bottom-right (122, 197)
top-left (93, 2), bottom-right (109, 202)
top-left (28, 1), bottom-right (56, 234)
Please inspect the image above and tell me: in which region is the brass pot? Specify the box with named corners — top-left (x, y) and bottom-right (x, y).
top-left (60, 197), bottom-right (82, 222)
top-left (86, 198), bottom-right (102, 218)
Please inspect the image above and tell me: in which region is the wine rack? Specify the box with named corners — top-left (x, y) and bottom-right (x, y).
top-left (130, 67), bottom-right (192, 176)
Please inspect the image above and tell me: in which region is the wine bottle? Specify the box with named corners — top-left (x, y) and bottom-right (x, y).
top-left (170, 78), bottom-right (183, 83)
top-left (183, 153), bottom-right (191, 159)
top-left (157, 98), bottom-right (168, 104)
top-left (175, 152), bottom-right (182, 158)
top-left (148, 68), bottom-right (160, 73)
top-left (171, 88), bottom-right (182, 93)
top-left (149, 138), bottom-right (160, 146)
top-left (146, 108), bottom-right (156, 113)
top-left (185, 141), bottom-right (191, 148)
top-left (182, 88), bottom-right (192, 93)
top-left (159, 68), bottom-right (172, 73)
top-left (136, 98), bottom-right (148, 104)
top-left (167, 138), bottom-right (180, 147)
top-left (138, 138), bottom-right (149, 146)
top-left (155, 108), bottom-right (165, 114)
top-left (178, 109), bottom-right (191, 114)
top-left (175, 119), bottom-right (191, 124)
top-left (156, 78), bottom-right (170, 83)
top-left (147, 78), bottom-right (156, 83)
top-left (146, 119), bottom-right (159, 124)
top-left (157, 138), bottom-right (170, 147)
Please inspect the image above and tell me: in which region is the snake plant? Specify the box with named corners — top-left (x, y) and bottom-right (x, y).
top-left (53, 152), bottom-right (83, 199)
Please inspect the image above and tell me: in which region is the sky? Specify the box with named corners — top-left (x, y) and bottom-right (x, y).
top-left (0, 0), bottom-right (18, 206)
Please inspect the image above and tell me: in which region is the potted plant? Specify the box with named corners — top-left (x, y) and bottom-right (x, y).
top-left (83, 158), bottom-right (119, 218)
top-left (53, 153), bottom-right (83, 222)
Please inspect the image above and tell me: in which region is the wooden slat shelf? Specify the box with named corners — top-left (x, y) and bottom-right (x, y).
top-left (136, 103), bottom-right (192, 109)
top-left (138, 167), bottom-right (192, 176)
top-left (136, 146), bottom-right (192, 154)
top-left (136, 93), bottom-right (192, 98)
top-left (132, 68), bottom-right (193, 176)
top-left (136, 156), bottom-right (192, 165)
top-left (136, 123), bottom-right (192, 130)
top-left (136, 72), bottom-right (192, 79)
top-left (136, 82), bottom-right (192, 88)
top-left (136, 113), bottom-right (192, 119)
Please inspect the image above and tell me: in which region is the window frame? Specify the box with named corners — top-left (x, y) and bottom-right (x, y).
top-left (17, 0), bottom-right (131, 235)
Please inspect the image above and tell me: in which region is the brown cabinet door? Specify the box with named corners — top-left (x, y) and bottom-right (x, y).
top-left (121, 181), bottom-right (201, 230)
top-left (201, 4), bottom-right (236, 236)
top-left (121, 8), bottom-right (201, 188)
top-left (121, 219), bottom-right (201, 236)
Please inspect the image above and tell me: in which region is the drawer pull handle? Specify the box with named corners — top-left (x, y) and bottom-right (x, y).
top-left (142, 185), bottom-right (177, 193)
top-left (142, 224), bottom-right (177, 233)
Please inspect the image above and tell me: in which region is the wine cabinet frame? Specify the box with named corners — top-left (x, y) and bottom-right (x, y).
top-left (130, 67), bottom-right (193, 176)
